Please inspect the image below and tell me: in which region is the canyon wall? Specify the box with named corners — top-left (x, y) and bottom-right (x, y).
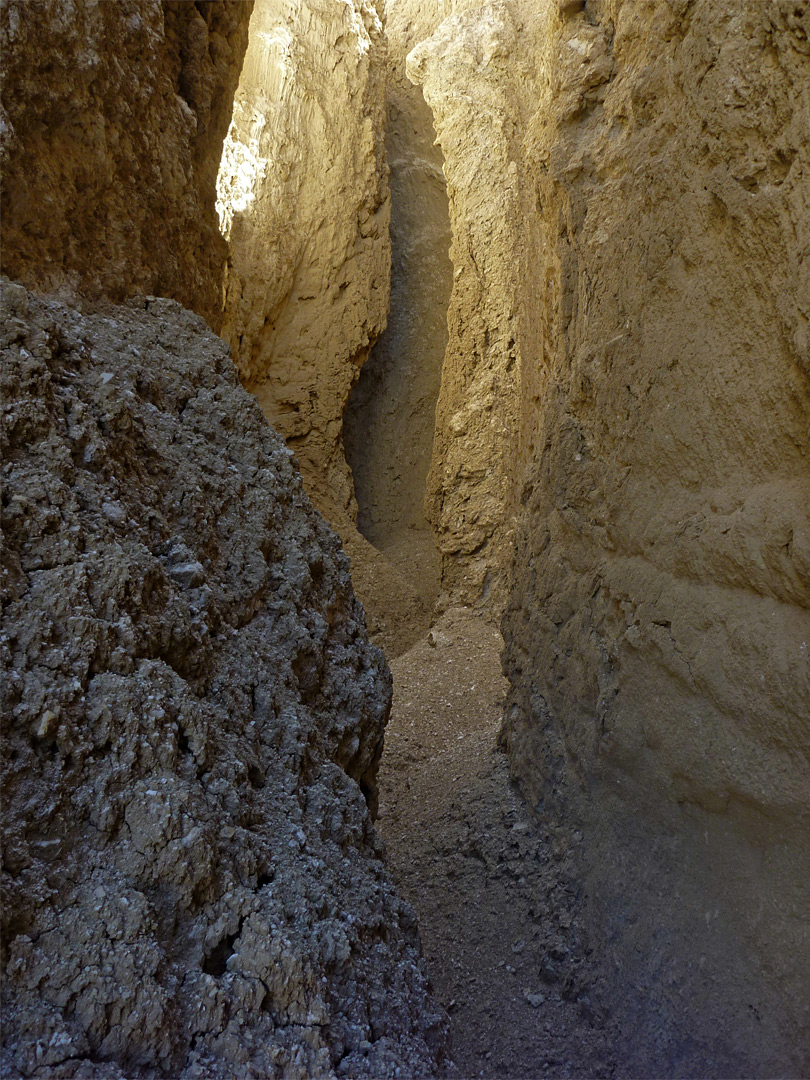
top-left (217, 0), bottom-right (390, 527)
top-left (0, 0), bottom-right (252, 328)
top-left (214, 0), bottom-right (443, 658)
top-left (401, 0), bottom-right (809, 1071)
top-left (495, 1), bottom-right (810, 1074)
top-left (4, 0), bottom-right (809, 1073)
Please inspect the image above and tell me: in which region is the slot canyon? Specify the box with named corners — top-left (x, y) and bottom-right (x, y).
top-left (1, 0), bottom-right (808, 1077)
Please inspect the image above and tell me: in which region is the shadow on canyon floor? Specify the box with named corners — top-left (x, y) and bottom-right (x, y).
top-left (377, 606), bottom-right (618, 1079)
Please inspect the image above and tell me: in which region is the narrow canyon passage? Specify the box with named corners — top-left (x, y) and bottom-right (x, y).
top-left (375, 610), bottom-right (617, 1079)
top-left (4, 1), bottom-right (809, 1076)
top-left (343, 37), bottom-right (452, 622)
top-left (342, 22), bottom-right (617, 1074)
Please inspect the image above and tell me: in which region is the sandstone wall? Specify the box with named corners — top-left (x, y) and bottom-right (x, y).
top-left (217, 0), bottom-right (390, 526)
top-left (0, 281), bottom-right (449, 1078)
top-left (496, 1), bottom-right (810, 1073)
top-left (344, 0), bottom-right (452, 562)
top-left (405, 0), bottom-right (546, 611)
top-left (214, 0), bottom-right (442, 660)
top-left (0, 0), bottom-right (252, 328)
top-left (396, 0), bottom-right (809, 1067)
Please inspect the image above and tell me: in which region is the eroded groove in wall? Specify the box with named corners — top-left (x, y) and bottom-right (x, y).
top-left (405, 4), bottom-right (542, 615)
top-left (343, 33), bottom-right (452, 611)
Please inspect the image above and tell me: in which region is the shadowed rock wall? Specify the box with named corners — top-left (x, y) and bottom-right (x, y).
top-left (498, 1), bottom-right (810, 1073)
top-left (398, 0), bottom-right (809, 1070)
top-left (406, 1), bottom-right (540, 612)
top-left (0, 282), bottom-right (449, 1078)
top-left (0, 0), bottom-right (252, 328)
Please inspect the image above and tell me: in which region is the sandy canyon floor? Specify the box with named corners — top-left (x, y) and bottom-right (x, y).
top-left (376, 606), bottom-right (618, 1079)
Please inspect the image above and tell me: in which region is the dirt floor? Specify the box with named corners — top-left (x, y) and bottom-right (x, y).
top-left (375, 606), bottom-right (618, 1079)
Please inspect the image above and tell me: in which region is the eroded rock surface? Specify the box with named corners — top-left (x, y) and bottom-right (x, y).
top-left (217, 0), bottom-right (390, 526)
top-left (389, 0), bottom-right (809, 1070)
top-left (497, 2), bottom-right (810, 1074)
top-left (0, 282), bottom-right (449, 1079)
top-left (344, 0), bottom-right (452, 587)
top-left (0, 0), bottom-right (251, 328)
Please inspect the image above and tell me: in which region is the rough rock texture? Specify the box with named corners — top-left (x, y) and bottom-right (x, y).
top-left (0, 0), bottom-right (252, 329)
top-left (497, 1), bottom-right (810, 1075)
top-left (344, 0), bottom-right (452, 575)
top-left (217, 0), bottom-right (390, 526)
top-left (215, 0), bottom-right (439, 661)
top-left (0, 281), bottom-right (450, 1079)
top-left (391, 0), bottom-right (809, 1069)
top-left (405, 0), bottom-right (545, 612)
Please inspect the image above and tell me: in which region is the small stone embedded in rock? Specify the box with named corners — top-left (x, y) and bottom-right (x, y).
top-left (101, 500), bottom-right (126, 523)
top-left (35, 710), bottom-right (58, 739)
top-left (427, 629), bottom-right (452, 648)
top-left (168, 560), bottom-right (206, 588)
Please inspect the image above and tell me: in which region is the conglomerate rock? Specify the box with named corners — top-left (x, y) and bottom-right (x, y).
top-left (0, 0), bottom-right (252, 328)
top-left (0, 281), bottom-right (450, 1079)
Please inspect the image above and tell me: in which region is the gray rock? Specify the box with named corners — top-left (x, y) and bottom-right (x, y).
top-left (0, 282), bottom-right (450, 1079)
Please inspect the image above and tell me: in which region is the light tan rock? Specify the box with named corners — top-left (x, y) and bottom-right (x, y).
top-left (404, 0), bottom-right (549, 612)
top-left (344, 0), bottom-right (452, 568)
top-left (0, 0), bottom-right (252, 327)
top-left (497, 1), bottom-right (810, 1073)
top-left (217, 0), bottom-right (390, 525)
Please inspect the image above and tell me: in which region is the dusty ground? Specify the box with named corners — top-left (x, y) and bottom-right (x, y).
top-left (376, 607), bottom-right (618, 1079)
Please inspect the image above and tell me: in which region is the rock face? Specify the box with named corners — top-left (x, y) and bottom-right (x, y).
top-left (217, 0), bottom-right (390, 526)
top-left (405, 0), bottom-right (544, 611)
top-left (394, 0), bottom-right (809, 1070)
top-left (214, 0), bottom-right (442, 661)
top-left (0, 0), bottom-right (252, 329)
top-left (0, 281), bottom-right (449, 1079)
top-left (493, 1), bottom-right (810, 1074)
top-left (344, 0), bottom-right (452, 569)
